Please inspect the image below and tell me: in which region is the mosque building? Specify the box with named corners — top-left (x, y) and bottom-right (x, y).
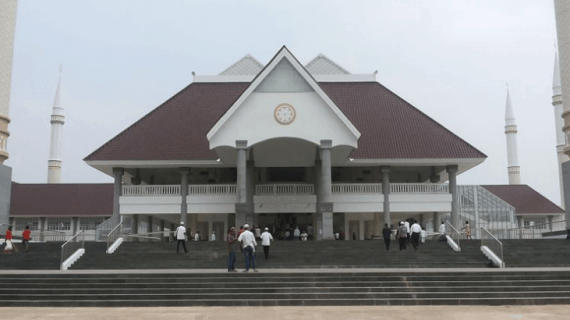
top-left (0, 0), bottom-right (566, 240)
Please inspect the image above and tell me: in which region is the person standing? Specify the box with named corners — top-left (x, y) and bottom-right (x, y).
top-left (410, 220), bottom-right (421, 251)
top-left (307, 224), bottom-right (314, 240)
top-left (396, 222), bottom-right (407, 251)
top-left (237, 224), bottom-right (258, 272)
top-left (194, 231), bottom-right (200, 242)
top-left (22, 226), bottom-right (31, 251)
top-left (210, 231), bottom-right (216, 241)
top-left (175, 222), bottom-right (188, 253)
top-left (255, 225), bottom-right (261, 241)
top-left (382, 224), bottom-right (392, 251)
top-left (260, 227), bottom-right (274, 260)
top-left (300, 230), bottom-right (308, 241)
top-left (227, 227), bottom-right (238, 272)
top-left (293, 226), bottom-right (300, 241)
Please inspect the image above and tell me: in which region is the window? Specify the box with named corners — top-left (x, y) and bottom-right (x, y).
top-left (47, 218), bottom-right (71, 231)
top-left (80, 218), bottom-right (106, 231)
top-left (15, 218), bottom-right (39, 231)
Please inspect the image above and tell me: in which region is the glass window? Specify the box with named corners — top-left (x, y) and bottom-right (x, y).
top-left (47, 218), bottom-right (71, 231)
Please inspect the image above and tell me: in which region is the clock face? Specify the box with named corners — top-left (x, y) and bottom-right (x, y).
top-left (274, 104), bottom-right (296, 125)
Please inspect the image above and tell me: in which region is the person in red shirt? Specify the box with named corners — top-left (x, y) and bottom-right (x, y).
top-left (22, 226), bottom-right (31, 251)
top-left (4, 226), bottom-right (16, 254)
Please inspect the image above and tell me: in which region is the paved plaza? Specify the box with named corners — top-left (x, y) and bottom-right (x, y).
top-left (0, 306), bottom-right (567, 320)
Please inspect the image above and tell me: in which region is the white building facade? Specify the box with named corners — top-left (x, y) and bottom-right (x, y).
top-left (85, 47), bottom-right (488, 240)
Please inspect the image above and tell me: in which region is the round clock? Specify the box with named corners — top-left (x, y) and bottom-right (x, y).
top-left (274, 103), bottom-right (296, 125)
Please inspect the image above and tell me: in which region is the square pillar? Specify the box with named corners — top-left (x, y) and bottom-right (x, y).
top-left (320, 140), bottom-right (334, 240)
top-left (446, 165), bottom-right (458, 228)
top-left (433, 212), bottom-right (439, 233)
top-left (112, 168), bottom-right (124, 222)
top-left (72, 217), bottom-right (78, 235)
top-left (246, 159), bottom-right (255, 227)
top-left (148, 216), bottom-right (153, 234)
top-left (235, 140), bottom-right (248, 227)
top-left (314, 159), bottom-right (322, 240)
top-left (40, 217), bottom-right (46, 242)
top-left (382, 166), bottom-right (391, 227)
top-left (180, 168), bottom-right (189, 225)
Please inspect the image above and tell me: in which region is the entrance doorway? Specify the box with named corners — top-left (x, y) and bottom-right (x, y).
top-left (348, 220), bottom-right (360, 240)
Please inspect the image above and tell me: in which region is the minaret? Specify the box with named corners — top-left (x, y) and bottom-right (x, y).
top-left (47, 67), bottom-right (65, 184)
top-left (553, 50), bottom-right (568, 207)
top-left (505, 87), bottom-right (520, 184)
top-left (0, 0), bottom-right (18, 164)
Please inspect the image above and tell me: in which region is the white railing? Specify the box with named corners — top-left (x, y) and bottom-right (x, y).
top-left (391, 183), bottom-right (449, 194)
top-left (446, 221), bottom-right (461, 251)
top-left (255, 184), bottom-right (314, 195)
top-left (506, 219), bottom-right (569, 239)
top-left (332, 183), bottom-right (382, 194)
top-left (122, 185), bottom-right (181, 196)
top-left (188, 184), bottom-right (236, 195)
top-left (107, 222), bottom-right (123, 253)
top-left (60, 230), bottom-right (84, 270)
top-left (481, 227), bottom-right (504, 268)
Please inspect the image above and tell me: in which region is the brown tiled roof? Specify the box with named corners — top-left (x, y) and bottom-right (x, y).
top-left (85, 82), bottom-right (486, 161)
top-left (482, 185), bottom-right (564, 214)
top-left (10, 183), bottom-right (114, 217)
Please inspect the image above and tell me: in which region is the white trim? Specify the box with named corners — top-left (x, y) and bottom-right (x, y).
top-left (193, 74), bottom-right (377, 83)
top-left (305, 53), bottom-right (351, 74)
top-left (348, 158), bottom-right (484, 166)
top-left (193, 75), bottom-right (254, 83)
top-left (206, 47), bottom-right (361, 144)
top-left (61, 248), bottom-right (85, 270)
top-left (85, 160), bottom-right (223, 168)
top-left (313, 74), bottom-right (375, 82)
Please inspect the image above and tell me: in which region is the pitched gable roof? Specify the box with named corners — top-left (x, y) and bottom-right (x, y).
top-left (482, 185), bottom-right (564, 214)
top-left (85, 80), bottom-right (486, 162)
top-left (219, 54), bottom-right (264, 76)
top-left (305, 54), bottom-right (351, 75)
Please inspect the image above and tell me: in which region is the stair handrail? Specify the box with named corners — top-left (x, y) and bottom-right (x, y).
top-left (123, 231), bottom-right (175, 242)
top-left (506, 219), bottom-right (570, 239)
top-left (445, 221), bottom-right (461, 251)
top-left (480, 227), bottom-right (504, 267)
top-left (107, 222), bottom-right (123, 252)
top-left (61, 230), bottom-right (85, 270)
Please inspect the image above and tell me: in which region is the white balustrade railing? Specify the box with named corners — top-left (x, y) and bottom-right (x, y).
top-left (188, 184), bottom-right (236, 195)
top-left (256, 184), bottom-right (314, 195)
top-left (122, 185), bottom-right (181, 196)
top-left (390, 183), bottom-right (449, 194)
top-left (332, 183), bottom-right (382, 194)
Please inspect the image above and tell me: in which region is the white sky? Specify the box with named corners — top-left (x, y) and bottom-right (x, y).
top-left (6, 0), bottom-right (563, 205)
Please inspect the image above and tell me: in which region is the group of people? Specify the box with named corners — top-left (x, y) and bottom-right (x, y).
top-left (383, 220), bottom-right (427, 252)
top-left (282, 225), bottom-right (311, 241)
top-left (3, 226), bottom-right (32, 254)
top-left (227, 224), bottom-right (274, 272)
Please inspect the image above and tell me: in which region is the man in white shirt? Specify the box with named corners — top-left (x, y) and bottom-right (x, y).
top-left (404, 220), bottom-right (411, 243)
top-left (210, 231), bottom-right (216, 241)
top-left (175, 222), bottom-right (188, 253)
top-left (410, 220), bottom-right (422, 251)
top-left (237, 224), bottom-right (258, 272)
top-left (439, 221), bottom-right (446, 235)
top-left (194, 231), bottom-right (200, 242)
top-left (255, 225), bottom-right (261, 241)
top-left (260, 227), bottom-right (274, 260)
top-left (293, 226), bottom-right (300, 241)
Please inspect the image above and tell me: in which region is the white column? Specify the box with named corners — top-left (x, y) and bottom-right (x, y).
top-left (112, 168), bottom-right (124, 222)
top-left (235, 140), bottom-right (248, 227)
top-left (47, 69), bottom-right (65, 184)
top-left (505, 89), bottom-right (520, 184)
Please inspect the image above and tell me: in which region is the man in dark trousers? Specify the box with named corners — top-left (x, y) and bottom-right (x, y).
top-left (175, 221), bottom-right (188, 253)
top-left (382, 224), bottom-right (392, 251)
top-left (396, 222), bottom-right (407, 251)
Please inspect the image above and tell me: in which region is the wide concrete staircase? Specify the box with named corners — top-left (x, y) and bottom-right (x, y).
top-left (0, 242), bottom-right (63, 270)
top-left (501, 239), bottom-right (570, 267)
top-left (1, 271), bottom-right (570, 306)
top-left (71, 239), bottom-right (490, 269)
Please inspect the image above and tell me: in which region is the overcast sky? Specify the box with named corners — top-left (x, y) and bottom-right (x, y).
top-left (6, 0), bottom-right (563, 205)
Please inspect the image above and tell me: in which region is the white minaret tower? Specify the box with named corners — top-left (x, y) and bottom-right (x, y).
top-left (0, 0), bottom-right (18, 164)
top-left (47, 66), bottom-right (65, 184)
top-left (505, 87), bottom-right (521, 184)
top-left (553, 50), bottom-right (568, 207)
